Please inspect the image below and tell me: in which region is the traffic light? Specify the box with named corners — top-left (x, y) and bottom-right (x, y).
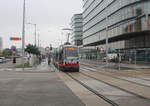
top-left (50, 44), bottom-right (52, 50)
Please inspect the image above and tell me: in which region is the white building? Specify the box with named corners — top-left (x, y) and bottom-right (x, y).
top-left (71, 14), bottom-right (83, 46)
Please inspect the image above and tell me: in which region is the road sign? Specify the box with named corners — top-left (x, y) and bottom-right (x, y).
top-left (10, 37), bottom-right (21, 41)
top-left (11, 46), bottom-right (17, 54)
top-left (11, 46), bottom-right (16, 51)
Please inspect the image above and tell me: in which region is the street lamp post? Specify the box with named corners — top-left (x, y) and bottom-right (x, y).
top-left (22, 0), bottom-right (26, 70)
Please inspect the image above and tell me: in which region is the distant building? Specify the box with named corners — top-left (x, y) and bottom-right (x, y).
top-left (0, 37), bottom-right (3, 51)
top-left (81, 0), bottom-right (150, 62)
top-left (71, 14), bottom-right (83, 46)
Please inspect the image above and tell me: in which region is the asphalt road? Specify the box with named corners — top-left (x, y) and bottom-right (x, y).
top-left (0, 58), bottom-right (21, 69)
top-left (0, 62), bottom-right (85, 106)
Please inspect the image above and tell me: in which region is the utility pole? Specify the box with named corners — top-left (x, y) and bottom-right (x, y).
top-left (135, 49), bottom-right (137, 67)
top-left (22, 0), bottom-right (26, 70)
top-left (118, 45), bottom-right (121, 71)
top-left (38, 33), bottom-right (40, 48)
top-left (34, 24), bottom-right (37, 46)
top-left (27, 23), bottom-right (37, 46)
top-left (105, 9), bottom-right (109, 69)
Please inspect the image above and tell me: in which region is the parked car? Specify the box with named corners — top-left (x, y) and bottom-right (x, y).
top-left (0, 57), bottom-right (6, 63)
top-left (102, 53), bottom-right (118, 62)
top-left (0, 58), bottom-right (3, 63)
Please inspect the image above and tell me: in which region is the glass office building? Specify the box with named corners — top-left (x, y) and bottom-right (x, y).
top-left (82, 0), bottom-right (150, 62)
top-left (71, 14), bottom-right (83, 46)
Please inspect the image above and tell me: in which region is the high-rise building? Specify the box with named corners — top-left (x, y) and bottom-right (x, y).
top-left (71, 14), bottom-right (83, 46)
top-left (82, 0), bottom-right (150, 61)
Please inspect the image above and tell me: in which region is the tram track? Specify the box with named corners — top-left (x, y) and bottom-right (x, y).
top-left (80, 71), bottom-right (150, 100)
top-left (66, 72), bottom-right (150, 106)
top-left (66, 73), bottom-right (119, 106)
top-left (137, 77), bottom-right (150, 82)
top-left (85, 63), bottom-right (150, 82)
top-left (79, 66), bottom-right (150, 99)
top-left (81, 63), bottom-right (150, 88)
top-left (81, 66), bottom-right (150, 89)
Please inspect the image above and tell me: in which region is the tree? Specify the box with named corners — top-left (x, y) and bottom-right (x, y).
top-left (2, 48), bottom-right (12, 56)
top-left (25, 44), bottom-right (40, 55)
top-left (0, 51), bottom-right (3, 55)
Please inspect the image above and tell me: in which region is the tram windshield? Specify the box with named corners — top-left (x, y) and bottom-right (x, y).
top-left (65, 47), bottom-right (78, 58)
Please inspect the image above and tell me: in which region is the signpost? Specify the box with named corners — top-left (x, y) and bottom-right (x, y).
top-left (11, 46), bottom-right (17, 64)
top-left (10, 37), bottom-right (21, 64)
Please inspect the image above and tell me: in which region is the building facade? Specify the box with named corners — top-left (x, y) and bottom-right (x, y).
top-left (81, 0), bottom-right (150, 62)
top-left (71, 14), bottom-right (83, 46)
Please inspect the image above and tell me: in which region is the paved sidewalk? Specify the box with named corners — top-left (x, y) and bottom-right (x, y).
top-left (0, 61), bottom-right (85, 106)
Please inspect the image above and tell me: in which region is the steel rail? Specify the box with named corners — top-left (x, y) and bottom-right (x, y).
top-left (79, 71), bottom-right (150, 101)
top-left (80, 65), bottom-right (150, 88)
top-left (81, 63), bottom-right (150, 82)
top-left (66, 73), bottom-right (119, 106)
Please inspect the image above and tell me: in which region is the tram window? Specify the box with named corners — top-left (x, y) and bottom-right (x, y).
top-left (65, 48), bottom-right (78, 57)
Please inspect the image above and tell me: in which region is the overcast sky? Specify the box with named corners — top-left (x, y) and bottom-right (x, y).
top-left (0, 0), bottom-right (83, 48)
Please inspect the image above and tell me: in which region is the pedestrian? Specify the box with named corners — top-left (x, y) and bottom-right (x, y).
top-left (48, 56), bottom-right (51, 65)
top-left (129, 57), bottom-right (132, 64)
top-left (13, 57), bottom-right (16, 64)
top-left (48, 54), bottom-right (52, 65)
